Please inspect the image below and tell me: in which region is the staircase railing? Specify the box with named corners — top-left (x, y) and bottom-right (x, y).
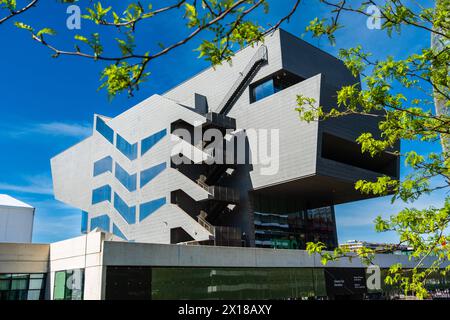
top-left (216, 45), bottom-right (268, 115)
top-left (198, 214), bottom-right (216, 236)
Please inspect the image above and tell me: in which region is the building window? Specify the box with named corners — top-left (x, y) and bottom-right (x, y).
top-left (92, 185), bottom-right (112, 204)
top-left (90, 214), bottom-right (110, 232)
top-left (115, 163), bottom-right (137, 192)
top-left (113, 224), bottom-right (127, 240)
top-left (93, 156), bottom-right (113, 177)
top-left (250, 70), bottom-right (304, 103)
top-left (81, 211), bottom-right (88, 234)
top-left (139, 197), bottom-right (166, 222)
top-left (95, 117), bottom-right (114, 144)
top-left (116, 134), bottom-right (138, 161)
top-left (0, 273), bottom-right (46, 300)
top-left (140, 162), bottom-right (166, 188)
top-left (141, 129), bottom-right (167, 156)
top-left (113, 193), bottom-right (136, 224)
top-left (252, 194), bottom-right (337, 250)
top-left (53, 269), bottom-right (84, 300)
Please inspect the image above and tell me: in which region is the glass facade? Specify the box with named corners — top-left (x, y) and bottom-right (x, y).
top-left (90, 214), bottom-right (110, 232)
top-left (116, 134), bottom-right (138, 161)
top-left (115, 163), bottom-right (137, 192)
top-left (140, 162), bottom-right (166, 188)
top-left (141, 129), bottom-right (167, 156)
top-left (105, 267), bottom-right (326, 300)
top-left (252, 194), bottom-right (337, 250)
top-left (95, 117), bottom-right (114, 144)
top-left (0, 273), bottom-right (46, 300)
top-left (53, 269), bottom-right (84, 300)
top-left (93, 156), bottom-right (113, 177)
top-left (92, 185), bottom-right (112, 204)
top-left (113, 193), bottom-right (136, 224)
top-left (139, 197), bottom-right (166, 222)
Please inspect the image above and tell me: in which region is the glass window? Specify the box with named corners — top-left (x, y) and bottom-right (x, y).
top-left (0, 273), bottom-right (46, 301)
top-left (112, 224), bottom-right (127, 240)
top-left (140, 162), bottom-right (166, 188)
top-left (90, 214), bottom-right (110, 232)
top-left (95, 117), bottom-right (114, 144)
top-left (93, 156), bottom-right (113, 177)
top-left (53, 269), bottom-right (84, 300)
top-left (116, 134), bottom-right (138, 161)
top-left (139, 197), bottom-right (166, 222)
top-left (81, 211), bottom-right (88, 234)
top-left (115, 163), bottom-right (137, 192)
top-left (250, 71), bottom-right (304, 103)
top-left (113, 193), bottom-right (136, 224)
top-left (141, 129), bottom-right (167, 156)
top-left (28, 278), bottom-right (44, 290)
top-left (27, 290), bottom-right (41, 300)
top-left (92, 185), bottom-right (111, 204)
top-left (11, 276), bottom-right (28, 290)
top-left (0, 279), bottom-right (10, 290)
top-left (252, 194), bottom-right (337, 250)
top-left (251, 78), bottom-right (275, 102)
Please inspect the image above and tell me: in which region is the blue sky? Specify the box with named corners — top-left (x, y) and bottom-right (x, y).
top-left (0, 0), bottom-right (445, 244)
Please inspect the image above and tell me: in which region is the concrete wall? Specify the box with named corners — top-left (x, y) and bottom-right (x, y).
top-left (102, 240), bottom-right (440, 270)
top-left (0, 206), bottom-right (34, 243)
top-left (0, 243), bottom-right (49, 273)
top-left (49, 231), bottom-right (105, 300)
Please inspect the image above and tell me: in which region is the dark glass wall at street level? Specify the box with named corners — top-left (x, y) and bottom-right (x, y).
top-left (105, 267), bottom-right (326, 300)
top-left (104, 266), bottom-right (450, 300)
top-left (0, 273), bottom-right (46, 300)
top-left (251, 194), bottom-right (338, 250)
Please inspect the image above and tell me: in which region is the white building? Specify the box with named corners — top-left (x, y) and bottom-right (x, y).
top-left (0, 194), bottom-right (35, 243)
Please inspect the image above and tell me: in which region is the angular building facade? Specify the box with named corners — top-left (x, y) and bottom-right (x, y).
top-left (51, 29), bottom-right (399, 249)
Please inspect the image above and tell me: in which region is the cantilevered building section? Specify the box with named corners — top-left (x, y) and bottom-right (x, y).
top-left (51, 29), bottom-right (399, 249)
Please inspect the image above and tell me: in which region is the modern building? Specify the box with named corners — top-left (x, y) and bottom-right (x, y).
top-left (340, 240), bottom-right (413, 255)
top-left (51, 29), bottom-right (399, 250)
top-left (0, 194), bottom-right (34, 243)
top-left (1, 230), bottom-right (449, 301)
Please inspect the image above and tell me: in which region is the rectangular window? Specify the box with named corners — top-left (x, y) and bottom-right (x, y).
top-left (92, 185), bottom-right (111, 204)
top-left (95, 117), bottom-right (114, 144)
top-left (252, 78), bottom-right (275, 102)
top-left (81, 211), bottom-right (88, 234)
top-left (93, 156), bottom-right (113, 176)
top-left (113, 193), bottom-right (136, 224)
top-left (116, 134), bottom-right (138, 161)
top-left (250, 70), bottom-right (304, 103)
top-left (90, 214), bottom-right (110, 232)
top-left (0, 273), bottom-right (46, 301)
top-left (115, 163), bottom-right (137, 192)
top-left (53, 269), bottom-right (84, 300)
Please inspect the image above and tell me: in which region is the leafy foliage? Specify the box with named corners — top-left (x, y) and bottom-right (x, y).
top-left (1, 0), bottom-right (449, 299)
top-left (300, 0), bottom-right (450, 299)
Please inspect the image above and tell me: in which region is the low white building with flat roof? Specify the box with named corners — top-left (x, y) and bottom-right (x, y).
top-left (0, 194), bottom-right (35, 243)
